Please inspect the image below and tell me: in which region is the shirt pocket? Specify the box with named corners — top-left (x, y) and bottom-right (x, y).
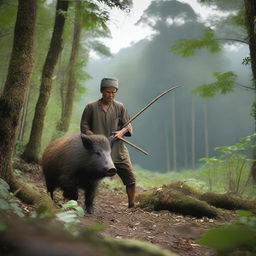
top-left (112, 116), bottom-right (122, 130)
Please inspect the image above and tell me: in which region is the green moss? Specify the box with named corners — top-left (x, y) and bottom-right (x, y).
top-left (84, 233), bottom-right (178, 256)
top-left (101, 237), bottom-right (178, 256)
top-left (138, 182), bottom-right (220, 218)
top-left (35, 194), bottom-right (56, 218)
top-left (200, 192), bottom-right (256, 212)
top-left (163, 181), bottom-right (201, 197)
top-left (13, 180), bottom-right (42, 205)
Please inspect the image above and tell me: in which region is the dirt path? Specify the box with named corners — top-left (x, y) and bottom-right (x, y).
top-left (78, 187), bottom-right (223, 256)
top-left (20, 162), bottom-right (227, 256)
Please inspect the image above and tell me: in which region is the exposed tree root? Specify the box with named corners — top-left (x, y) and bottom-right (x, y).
top-left (137, 181), bottom-right (256, 218)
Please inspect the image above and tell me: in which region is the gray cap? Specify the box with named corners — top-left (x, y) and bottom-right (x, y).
top-left (100, 77), bottom-right (118, 91)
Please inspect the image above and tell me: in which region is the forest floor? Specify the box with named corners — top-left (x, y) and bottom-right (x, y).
top-left (18, 160), bottom-right (236, 256)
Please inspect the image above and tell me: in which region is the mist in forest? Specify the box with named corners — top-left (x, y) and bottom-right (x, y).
top-left (75, 0), bottom-right (254, 172)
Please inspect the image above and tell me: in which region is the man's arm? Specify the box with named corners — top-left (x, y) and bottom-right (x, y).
top-left (80, 104), bottom-right (94, 135)
top-left (113, 104), bottom-right (133, 138)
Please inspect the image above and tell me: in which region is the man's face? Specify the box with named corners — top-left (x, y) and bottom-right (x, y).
top-left (102, 87), bottom-right (117, 103)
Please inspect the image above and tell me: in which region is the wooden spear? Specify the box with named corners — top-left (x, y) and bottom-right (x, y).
top-left (118, 137), bottom-right (149, 155)
top-left (122, 85), bottom-right (182, 128)
top-left (117, 85), bottom-right (182, 155)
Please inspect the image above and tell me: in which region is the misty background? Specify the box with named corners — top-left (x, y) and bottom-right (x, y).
top-left (73, 0), bottom-right (254, 172)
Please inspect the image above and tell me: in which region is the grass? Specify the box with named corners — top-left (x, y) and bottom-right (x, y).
top-left (101, 164), bottom-right (256, 199)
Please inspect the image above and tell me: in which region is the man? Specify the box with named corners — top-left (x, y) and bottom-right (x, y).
top-left (80, 77), bottom-right (136, 208)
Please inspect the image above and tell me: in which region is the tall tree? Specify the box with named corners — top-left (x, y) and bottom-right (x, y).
top-left (172, 0), bottom-right (256, 166)
top-left (203, 101), bottom-right (209, 158)
top-left (244, 0), bottom-right (256, 110)
top-left (0, 0), bottom-right (40, 201)
top-left (0, 0), bottom-right (16, 92)
top-left (244, 0), bottom-right (256, 178)
top-left (191, 97), bottom-right (196, 169)
top-left (21, 0), bottom-right (69, 163)
top-left (56, 1), bottom-right (83, 133)
top-left (56, 0), bottom-right (126, 134)
top-left (171, 94), bottom-right (177, 171)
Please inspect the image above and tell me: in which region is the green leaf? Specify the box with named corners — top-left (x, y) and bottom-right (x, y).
top-left (76, 206), bottom-right (85, 217)
top-left (62, 200), bottom-right (79, 209)
top-left (0, 198), bottom-right (10, 210)
top-left (60, 200), bottom-right (85, 217)
top-left (0, 179), bottom-right (10, 198)
top-left (0, 178), bottom-right (10, 190)
top-left (9, 202), bottom-right (25, 217)
top-left (198, 224), bottom-right (256, 251)
top-left (192, 71), bottom-right (236, 98)
top-left (56, 210), bottom-right (80, 224)
top-left (171, 28), bottom-right (221, 57)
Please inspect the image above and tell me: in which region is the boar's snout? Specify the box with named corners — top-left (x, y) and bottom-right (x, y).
top-left (106, 167), bottom-right (117, 177)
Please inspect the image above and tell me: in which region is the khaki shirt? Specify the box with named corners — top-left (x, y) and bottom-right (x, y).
top-left (80, 99), bottom-right (133, 163)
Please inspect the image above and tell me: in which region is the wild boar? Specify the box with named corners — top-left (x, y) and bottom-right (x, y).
top-left (41, 133), bottom-right (116, 214)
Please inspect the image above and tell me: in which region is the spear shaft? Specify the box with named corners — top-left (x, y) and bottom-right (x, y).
top-left (122, 85), bottom-right (182, 128)
top-left (117, 85), bottom-right (182, 155)
top-left (118, 137), bottom-right (149, 155)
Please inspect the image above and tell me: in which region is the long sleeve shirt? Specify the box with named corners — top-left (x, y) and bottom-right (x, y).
top-left (80, 99), bottom-right (133, 163)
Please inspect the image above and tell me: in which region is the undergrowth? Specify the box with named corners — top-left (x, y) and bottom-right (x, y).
top-left (102, 134), bottom-right (256, 199)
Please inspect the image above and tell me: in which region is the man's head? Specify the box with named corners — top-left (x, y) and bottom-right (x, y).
top-left (100, 78), bottom-right (118, 104)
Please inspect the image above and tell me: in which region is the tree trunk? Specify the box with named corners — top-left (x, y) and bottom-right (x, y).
top-left (244, 0), bottom-right (256, 179)
top-left (21, 0), bottom-right (68, 163)
top-left (165, 127), bottom-right (171, 172)
top-left (17, 85), bottom-right (30, 142)
top-left (244, 0), bottom-right (256, 86)
top-left (0, 49), bottom-right (12, 93)
top-left (204, 100), bottom-right (209, 158)
top-left (171, 94), bottom-right (177, 171)
top-left (191, 97), bottom-right (196, 169)
top-left (56, 1), bottom-right (82, 133)
top-left (0, 0), bottom-right (36, 185)
top-left (182, 117), bottom-right (188, 169)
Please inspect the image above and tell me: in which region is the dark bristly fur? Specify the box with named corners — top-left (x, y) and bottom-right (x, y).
top-left (42, 133), bottom-right (116, 214)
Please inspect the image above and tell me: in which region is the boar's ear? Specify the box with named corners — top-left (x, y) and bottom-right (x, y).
top-left (81, 134), bottom-right (93, 151)
top-left (108, 135), bottom-right (115, 148)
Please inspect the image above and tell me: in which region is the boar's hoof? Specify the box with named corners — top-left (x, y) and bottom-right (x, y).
top-left (86, 206), bottom-right (94, 214)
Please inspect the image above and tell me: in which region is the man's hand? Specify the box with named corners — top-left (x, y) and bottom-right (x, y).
top-left (112, 127), bottom-right (129, 139)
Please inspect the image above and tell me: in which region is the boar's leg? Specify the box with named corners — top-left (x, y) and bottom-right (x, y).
top-left (59, 175), bottom-right (78, 200)
top-left (45, 183), bottom-right (55, 200)
top-left (62, 188), bottom-right (78, 201)
top-left (84, 181), bottom-right (99, 214)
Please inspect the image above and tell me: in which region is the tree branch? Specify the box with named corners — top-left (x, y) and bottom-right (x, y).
top-left (235, 82), bottom-right (255, 90)
top-left (216, 37), bottom-right (248, 45)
